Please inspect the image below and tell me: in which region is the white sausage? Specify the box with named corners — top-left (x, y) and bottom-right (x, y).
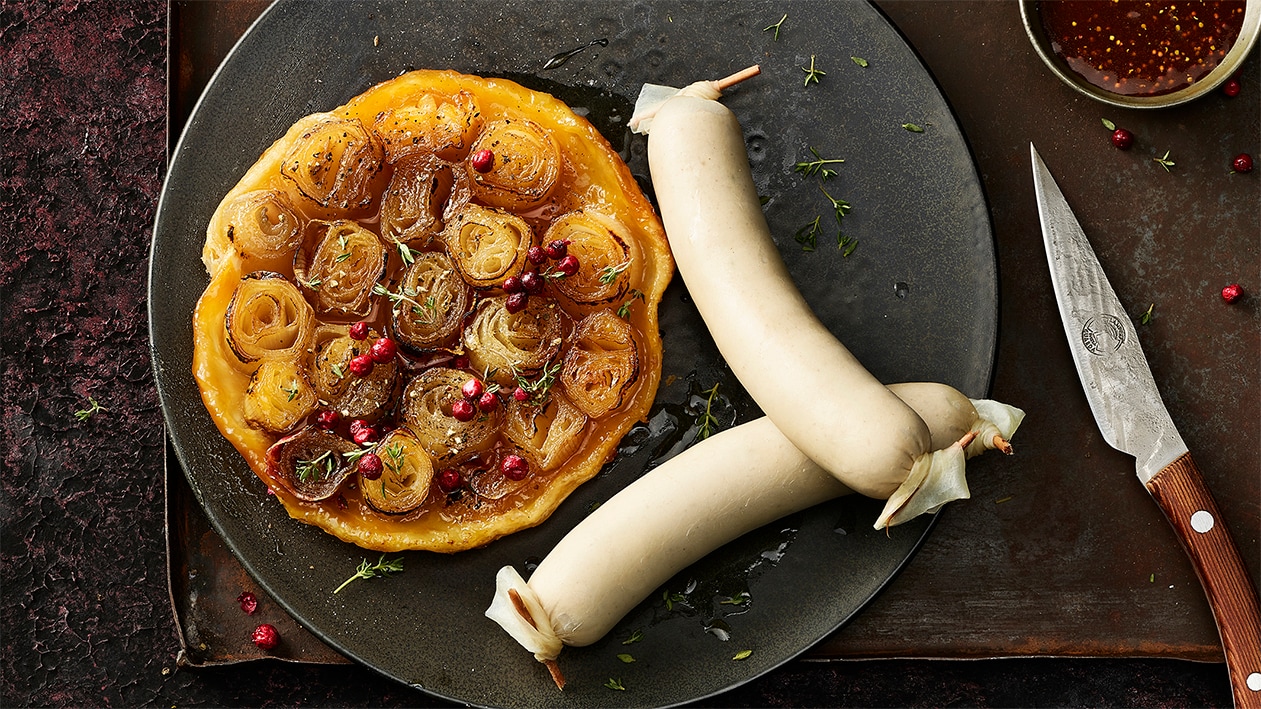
top-left (646, 95), bottom-right (931, 499)
top-left (486, 383), bottom-right (1024, 669)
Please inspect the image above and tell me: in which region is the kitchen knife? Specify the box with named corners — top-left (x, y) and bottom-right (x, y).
top-left (1031, 143), bottom-right (1261, 708)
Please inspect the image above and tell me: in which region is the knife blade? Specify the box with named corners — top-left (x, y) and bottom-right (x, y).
top-left (1031, 143), bottom-right (1261, 708)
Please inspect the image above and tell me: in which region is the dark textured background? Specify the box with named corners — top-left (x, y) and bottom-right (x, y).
top-left (0, 1), bottom-right (1246, 707)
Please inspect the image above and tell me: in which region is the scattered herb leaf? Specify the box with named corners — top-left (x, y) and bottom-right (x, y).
top-left (733, 649), bottom-right (754, 661)
top-left (604, 678), bottom-right (626, 691)
top-left (1149, 573), bottom-right (1155, 583)
top-left (902, 122), bottom-right (925, 133)
top-left (330, 363), bottom-right (346, 380)
top-left (1153, 150), bottom-right (1175, 171)
top-left (395, 240), bottom-right (416, 266)
top-left (662, 589), bottom-right (687, 611)
top-left (801, 55), bottom-right (826, 86)
top-left (763, 13), bottom-right (787, 41)
top-left (851, 56), bottom-right (868, 67)
top-left (296, 451), bottom-right (335, 484)
top-left (372, 282), bottom-right (427, 316)
top-left (697, 383), bottom-right (721, 440)
top-left (513, 360), bottom-right (562, 407)
top-left (282, 382), bottom-right (299, 402)
top-left (622, 629), bottom-right (645, 645)
top-left (794, 216), bottom-right (821, 251)
top-left (720, 592), bottom-right (750, 606)
top-left (342, 444), bottom-right (377, 463)
top-left (1101, 118), bottom-right (1117, 131)
top-left (793, 147), bottom-right (845, 181)
top-left (599, 260), bottom-right (631, 285)
top-left (1140, 303), bottom-right (1155, 325)
top-left (995, 495), bottom-right (1013, 504)
top-left (334, 554), bottom-right (405, 594)
top-left (616, 653), bottom-right (636, 663)
top-left (617, 289), bottom-right (646, 319)
top-left (74, 398), bottom-right (107, 421)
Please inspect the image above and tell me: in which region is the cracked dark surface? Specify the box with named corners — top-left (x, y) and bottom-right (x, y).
top-left (0, 1), bottom-right (1238, 707)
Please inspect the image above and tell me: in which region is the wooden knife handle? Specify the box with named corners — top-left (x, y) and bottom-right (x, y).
top-left (1146, 452), bottom-right (1261, 709)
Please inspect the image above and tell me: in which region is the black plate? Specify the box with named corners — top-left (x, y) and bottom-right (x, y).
top-left (150, 1), bottom-right (996, 706)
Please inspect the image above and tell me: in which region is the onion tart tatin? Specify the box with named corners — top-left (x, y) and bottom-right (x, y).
top-left (193, 70), bottom-right (672, 552)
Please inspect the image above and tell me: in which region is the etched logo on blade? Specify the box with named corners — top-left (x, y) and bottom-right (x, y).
top-left (1081, 314), bottom-right (1126, 356)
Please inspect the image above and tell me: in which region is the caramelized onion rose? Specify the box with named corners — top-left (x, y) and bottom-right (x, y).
top-left (504, 391), bottom-right (588, 471)
top-left (293, 220), bottom-right (388, 317)
top-left (374, 89), bottom-right (484, 163)
top-left (243, 358), bottom-right (319, 433)
top-left (388, 251), bottom-right (472, 354)
top-left (360, 428), bottom-right (434, 515)
top-left (379, 153), bottom-right (469, 247)
top-left (225, 271), bottom-right (316, 366)
top-left (399, 367), bottom-right (500, 464)
top-left (544, 210), bottom-right (635, 306)
top-left (221, 189), bottom-right (303, 264)
top-left (266, 426), bottom-right (357, 501)
top-left (467, 118), bottom-right (560, 210)
top-left (561, 310), bottom-right (640, 418)
top-left (463, 295), bottom-right (563, 383)
top-left (311, 329), bottom-right (398, 420)
top-left (281, 115), bottom-right (383, 210)
top-left (441, 204), bottom-right (533, 288)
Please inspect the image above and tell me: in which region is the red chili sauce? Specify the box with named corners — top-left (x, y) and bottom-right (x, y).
top-left (1039, 0), bottom-right (1246, 96)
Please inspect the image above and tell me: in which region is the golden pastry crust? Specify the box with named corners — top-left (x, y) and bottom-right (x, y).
top-left (192, 70), bottom-right (672, 552)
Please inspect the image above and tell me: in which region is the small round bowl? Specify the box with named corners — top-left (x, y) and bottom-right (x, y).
top-left (1020, 0), bottom-right (1261, 108)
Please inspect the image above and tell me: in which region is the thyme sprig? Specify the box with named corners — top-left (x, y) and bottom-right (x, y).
top-left (394, 240), bottom-right (417, 266)
top-left (793, 147), bottom-right (845, 181)
top-left (794, 216), bottom-right (821, 251)
top-left (1140, 303), bottom-right (1155, 325)
top-left (801, 54), bottom-right (826, 86)
top-left (333, 554), bottom-right (405, 594)
top-left (1153, 150), bottom-right (1175, 172)
top-left (604, 678), bottom-right (626, 691)
top-left (697, 383), bottom-right (721, 440)
top-left (372, 282), bottom-right (428, 316)
top-left (617, 289), bottom-right (645, 319)
top-left (74, 398), bottom-right (107, 421)
top-left (763, 13), bottom-right (787, 40)
top-left (296, 450), bottom-right (336, 484)
top-left (513, 361), bottom-right (562, 407)
top-left (599, 260), bottom-right (631, 285)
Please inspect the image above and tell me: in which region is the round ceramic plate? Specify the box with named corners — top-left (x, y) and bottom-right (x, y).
top-left (150, 1), bottom-right (996, 706)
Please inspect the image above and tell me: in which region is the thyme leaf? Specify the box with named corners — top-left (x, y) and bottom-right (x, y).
top-left (763, 13), bottom-right (787, 41)
top-left (617, 289), bottom-right (645, 319)
top-left (599, 260), bottom-right (631, 285)
top-left (282, 382), bottom-right (299, 402)
top-left (604, 678), bottom-right (626, 691)
top-left (794, 216), bottom-right (821, 251)
top-left (902, 122), bottom-right (925, 133)
top-left (801, 54), bottom-right (826, 86)
top-left (296, 450), bottom-right (336, 484)
top-left (333, 554), bottom-right (405, 594)
top-left (697, 383), bottom-right (721, 440)
top-left (793, 147), bottom-right (844, 181)
top-left (1101, 118), bottom-right (1117, 131)
top-left (74, 397), bottom-right (107, 421)
top-left (851, 56), bottom-right (869, 67)
top-left (1140, 303), bottom-right (1155, 325)
top-left (616, 653), bottom-right (636, 663)
top-left (733, 649), bottom-right (754, 661)
top-left (395, 240), bottom-right (416, 266)
top-left (1154, 150), bottom-right (1175, 171)
top-left (622, 629), bottom-right (645, 645)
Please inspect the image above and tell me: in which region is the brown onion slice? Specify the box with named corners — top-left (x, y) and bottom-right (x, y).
top-left (503, 390), bottom-right (588, 471)
top-left (379, 153), bottom-right (470, 248)
top-left (265, 425), bottom-right (357, 501)
top-left (293, 220), bottom-right (388, 317)
top-left (280, 115), bottom-right (383, 210)
top-left (544, 210), bottom-right (634, 305)
top-left (359, 428), bottom-right (434, 515)
top-left (462, 295), bottom-right (563, 384)
top-left (560, 309), bottom-right (640, 418)
top-left (441, 204), bottom-right (533, 288)
top-left (311, 328), bottom-right (398, 420)
top-left (225, 271), bottom-right (316, 365)
top-left (374, 89), bottom-right (484, 163)
top-left (388, 251), bottom-right (472, 354)
top-left (399, 367), bottom-right (500, 463)
top-left (467, 117), bottom-right (560, 210)
top-left (243, 358), bottom-right (319, 433)
top-left (221, 189), bottom-right (303, 263)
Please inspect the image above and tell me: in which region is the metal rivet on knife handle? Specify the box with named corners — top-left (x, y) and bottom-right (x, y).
top-left (1145, 452), bottom-right (1261, 708)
